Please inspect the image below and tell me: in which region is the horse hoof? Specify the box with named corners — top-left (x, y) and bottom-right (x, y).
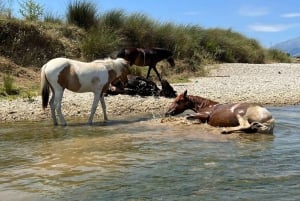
top-left (250, 122), bottom-right (263, 128)
top-left (185, 114), bottom-right (194, 120)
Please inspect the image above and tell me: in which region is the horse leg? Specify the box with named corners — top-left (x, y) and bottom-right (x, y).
top-left (49, 92), bottom-right (58, 125)
top-left (88, 92), bottom-right (100, 124)
top-left (186, 112), bottom-right (209, 123)
top-left (249, 118), bottom-right (275, 134)
top-left (221, 114), bottom-right (251, 134)
top-left (53, 90), bottom-right (66, 126)
top-left (146, 66), bottom-right (152, 80)
top-left (152, 66), bottom-right (162, 82)
top-left (99, 95), bottom-right (108, 121)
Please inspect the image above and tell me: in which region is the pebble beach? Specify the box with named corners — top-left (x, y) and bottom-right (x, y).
top-left (1, 63), bottom-right (300, 123)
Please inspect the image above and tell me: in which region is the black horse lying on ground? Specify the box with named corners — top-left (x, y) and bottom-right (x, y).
top-left (107, 75), bottom-right (177, 98)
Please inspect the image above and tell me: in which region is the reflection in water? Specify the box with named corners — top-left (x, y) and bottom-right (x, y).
top-left (0, 107), bottom-right (300, 200)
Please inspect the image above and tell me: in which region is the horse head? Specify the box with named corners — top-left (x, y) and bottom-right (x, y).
top-left (160, 79), bottom-right (177, 98)
top-left (115, 58), bottom-right (130, 86)
top-left (165, 90), bottom-right (189, 116)
top-left (153, 48), bottom-right (175, 67)
top-left (167, 56), bottom-right (175, 67)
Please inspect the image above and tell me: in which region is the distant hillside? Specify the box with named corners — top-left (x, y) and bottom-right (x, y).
top-left (272, 37), bottom-right (300, 57)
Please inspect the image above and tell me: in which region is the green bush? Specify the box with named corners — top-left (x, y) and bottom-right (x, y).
top-left (66, 0), bottom-right (97, 30)
top-left (266, 49), bottom-right (291, 63)
top-left (98, 9), bottom-right (126, 30)
top-left (121, 12), bottom-right (157, 47)
top-left (199, 28), bottom-right (265, 63)
top-left (2, 74), bottom-right (19, 95)
top-left (43, 12), bottom-right (63, 24)
top-left (81, 27), bottom-right (122, 60)
top-left (152, 22), bottom-right (178, 50)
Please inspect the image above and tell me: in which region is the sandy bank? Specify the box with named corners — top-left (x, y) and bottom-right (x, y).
top-left (1, 63), bottom-right (300, 123)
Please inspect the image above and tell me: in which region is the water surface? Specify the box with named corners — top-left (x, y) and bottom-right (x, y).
top-left (0, 106), bottom-right (299, 200)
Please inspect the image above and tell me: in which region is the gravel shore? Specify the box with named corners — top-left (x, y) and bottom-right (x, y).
top-left (1, 63), bottom-right (300, 123)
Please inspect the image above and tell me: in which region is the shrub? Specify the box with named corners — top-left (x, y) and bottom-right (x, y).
top-left (98, 9), bottom-right (126, 30)
top-left (121, 12), bottom-right (156, 47)
top-left (43, 12), bottom-right (63, 24)
top-left (266, 49), bottom-right (291, 63)
top-left (81, 27), bottom-right (122, 60)
top-left (199, 28), bottom-right (265, 63)
top-left (66, 0), bottom-right (97, 30)
top-left (2, 74), bottom-right (19, 95)
top-left (152, 22), bottom-right (178, 50)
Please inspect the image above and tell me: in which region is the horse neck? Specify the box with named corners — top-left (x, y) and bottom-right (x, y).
top-left (187, 95), bottom-right (218, 112)
top-left (95, 59), bottom-right (123, 76)
top-left (159, 50), bottom-right (171, 60)
top-left (150, 48), bottom-right (171, 60)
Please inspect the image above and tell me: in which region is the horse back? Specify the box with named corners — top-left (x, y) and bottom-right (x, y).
top-left (45, 58), bottom-right (111, 93)
top-left (208, 104), bottom-right (240, 127)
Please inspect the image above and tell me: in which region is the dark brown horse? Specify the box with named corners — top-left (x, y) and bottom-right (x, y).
top-left (165, 90), bottom-right (275, 134)
top-left (116, 47), bottom-right (175, 81)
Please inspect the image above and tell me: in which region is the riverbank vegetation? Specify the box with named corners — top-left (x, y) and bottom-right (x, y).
top-left (0, 0), bottom-right (291, 98)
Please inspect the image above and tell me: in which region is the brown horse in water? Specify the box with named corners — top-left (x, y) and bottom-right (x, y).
top-left (116, 47), bottom-right (175, 82)
top-left (165, 90), bottom-right (275, 134)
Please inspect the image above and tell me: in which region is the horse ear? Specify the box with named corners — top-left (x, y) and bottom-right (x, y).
top-left (183, 90), bottom-right (187, 97)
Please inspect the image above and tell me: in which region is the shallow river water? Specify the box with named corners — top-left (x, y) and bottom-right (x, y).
top-left (0, 106), bottom-right (300, 201)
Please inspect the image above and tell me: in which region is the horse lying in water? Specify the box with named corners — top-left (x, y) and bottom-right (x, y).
top-left (165, 90), bottom-right (275, 134)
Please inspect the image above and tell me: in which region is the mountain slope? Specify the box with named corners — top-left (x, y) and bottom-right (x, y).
top-left (272, 37), bottom-right (300, 57)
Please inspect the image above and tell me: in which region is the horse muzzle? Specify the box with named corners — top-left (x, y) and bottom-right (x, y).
top-left (167, 57), bottom-right (175, 67)
top-left (165, 109), bottom-right (176, 117)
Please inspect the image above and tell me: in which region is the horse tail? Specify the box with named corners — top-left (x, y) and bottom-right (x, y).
top-left (41, 64), bottom-right (50, 110)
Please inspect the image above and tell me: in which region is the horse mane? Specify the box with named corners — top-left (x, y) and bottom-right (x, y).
top-left (92, 58), bottom-right (127, 67)
top-left (92, 57), bottom-right (113, 63)
top-left (150, 47), bottom-right (172, 55)
top-left (187, 95), bottom-right (219, 110)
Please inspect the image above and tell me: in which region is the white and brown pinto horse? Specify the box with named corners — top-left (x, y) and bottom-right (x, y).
top-left (165, 90), bottom-right (275, 134)
top-left (41, 57), bottom-right (129, 126)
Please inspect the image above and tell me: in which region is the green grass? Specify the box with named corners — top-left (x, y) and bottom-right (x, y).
top-left (1, 74), bottom-right (19, 96)
top-left (43, 12), bottom-right (63, 24)
top-left (265, 49), bottom-right (291, 63)
top-left (66, 0), bottom-right (98, 30)
top-left (81, 27), bottom-right (122, 59)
